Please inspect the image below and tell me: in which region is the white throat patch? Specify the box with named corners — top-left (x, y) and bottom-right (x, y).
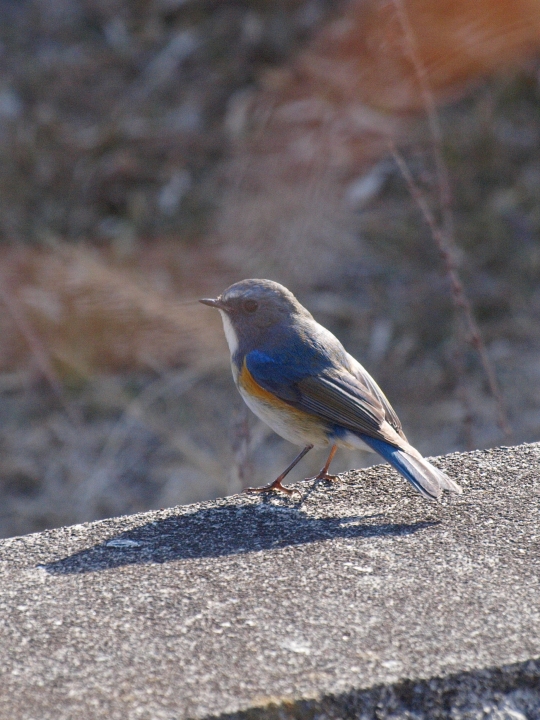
top-left (219, 310), bottom-right (239, 356)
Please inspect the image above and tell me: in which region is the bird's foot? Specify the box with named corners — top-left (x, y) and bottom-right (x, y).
top-left (243, 478), bottom-right (299, 496)
top-left (306, 471), bottom-right (340, 483)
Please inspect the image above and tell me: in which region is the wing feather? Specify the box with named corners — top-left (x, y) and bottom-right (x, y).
top-left (296, 374), bottom-right (384, 435)
top-left (345, 353), bottom-right (406, 440)
top-left (245, 350), bottom-right (401, 446)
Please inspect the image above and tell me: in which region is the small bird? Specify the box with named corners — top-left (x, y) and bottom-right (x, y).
top-left (200, 279), bottom-right (461, 501)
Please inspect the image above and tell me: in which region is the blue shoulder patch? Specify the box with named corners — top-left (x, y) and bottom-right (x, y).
top-left (244, 326), bottom-right (340, 404)
top-left (245, 350), bottom-right (304, 403)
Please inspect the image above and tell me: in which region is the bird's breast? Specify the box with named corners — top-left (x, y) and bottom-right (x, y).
top-left (235, 359), bottom-right (330, 447)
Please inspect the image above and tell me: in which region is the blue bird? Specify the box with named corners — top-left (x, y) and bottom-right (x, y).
top-left (200, 279), bottom-right (461, 501)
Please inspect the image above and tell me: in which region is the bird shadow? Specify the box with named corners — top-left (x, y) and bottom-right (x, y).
top-left (43, 498), bottom-right (440, 575)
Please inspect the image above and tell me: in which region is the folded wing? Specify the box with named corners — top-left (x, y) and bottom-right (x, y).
top-left (245, 350), bottom-right (462, 500)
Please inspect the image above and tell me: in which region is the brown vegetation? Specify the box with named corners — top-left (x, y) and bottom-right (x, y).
top-left (0, 0), bottom-right (540, 536)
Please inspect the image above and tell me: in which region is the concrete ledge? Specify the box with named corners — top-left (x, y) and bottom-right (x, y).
top-left (0, 443), bottom-right (539, 719)
top-left (217, 658), bottom-right (540, 719)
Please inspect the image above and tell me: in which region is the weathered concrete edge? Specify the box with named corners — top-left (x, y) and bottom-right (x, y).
top-left (0, 443), bottom-right (525, 547)
top-left (2, 442), bottom-right (539, 720)
top-left (211, 656), bottom-right (540, 720)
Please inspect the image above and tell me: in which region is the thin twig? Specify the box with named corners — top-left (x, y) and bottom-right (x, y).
top-left (390, 146), bottom-right (511, 437)
top-left (452, 324), bottom-right (474, 450)
top-left (0, 278), bottom-right (81, 426)
top-left (391, 0), bottom-right (453, 241)
top-left (231, 402), bottom-right (253, 493)
top-left (390, 0), bottom-right (511, 439)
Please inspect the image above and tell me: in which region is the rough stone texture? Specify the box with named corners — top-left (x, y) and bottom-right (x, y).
top-left (0, 443), bottom-right (539, 720)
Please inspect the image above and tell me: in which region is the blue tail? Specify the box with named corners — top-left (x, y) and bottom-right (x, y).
top-left (358, 434), bottom-right (442, 501)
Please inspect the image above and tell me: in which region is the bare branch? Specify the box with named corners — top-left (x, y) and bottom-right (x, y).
top-left (0, 278), bottom-right (81, 426)
top-left (391, 0), bottom-right (453, 240)
top-left (390, 145), bottom-right (511, 438)
top-left (389, 0), bottom-right (511, 440)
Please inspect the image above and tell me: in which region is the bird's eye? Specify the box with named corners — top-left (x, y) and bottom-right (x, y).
top-left (243, 299), bottom-right (258, 313)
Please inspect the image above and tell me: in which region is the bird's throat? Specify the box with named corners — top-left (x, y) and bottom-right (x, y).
top-left (219, 310), bottom-right (239, 356)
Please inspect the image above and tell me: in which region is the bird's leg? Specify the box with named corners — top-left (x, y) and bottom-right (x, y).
top-left (306, 444), bottom-right (339, 482)
top-left (244, 445), bottom-right (314, 496)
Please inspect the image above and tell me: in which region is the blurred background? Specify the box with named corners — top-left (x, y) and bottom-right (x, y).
top-left (0, 0), bottom-right (540, 537)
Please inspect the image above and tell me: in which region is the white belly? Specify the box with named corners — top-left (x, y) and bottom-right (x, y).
top-left (230, 355), bottom-right (375, 453)
top-left (237, 383), bottom-right (331, 448)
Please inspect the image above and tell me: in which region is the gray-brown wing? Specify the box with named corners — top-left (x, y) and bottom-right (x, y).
top-left (293, 370), bottom-right (401, 446)
top-left (345, 353), bottom-right (406, 440)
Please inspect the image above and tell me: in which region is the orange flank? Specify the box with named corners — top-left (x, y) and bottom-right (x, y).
top-left (236, 360), bottom-right (346, 447)
top-left (238, 359), bottom-right (293, 411)
top-left (237, 358), bottom-right (332, 447)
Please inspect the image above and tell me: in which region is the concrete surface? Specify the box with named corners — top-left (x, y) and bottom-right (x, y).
top-left (0, 443), bottom-right (539, 720)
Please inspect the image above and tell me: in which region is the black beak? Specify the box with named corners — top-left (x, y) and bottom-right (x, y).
top-left (199, 297), bottom-right (225, 309)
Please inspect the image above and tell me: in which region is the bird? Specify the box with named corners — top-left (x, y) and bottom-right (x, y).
top-left (200, 279), bottom-right (462, 501)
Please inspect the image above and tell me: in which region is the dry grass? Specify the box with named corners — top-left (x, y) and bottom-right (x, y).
top-left (0, 244), bottom-right (227, 375)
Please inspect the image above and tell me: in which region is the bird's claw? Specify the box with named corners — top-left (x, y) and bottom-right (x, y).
top-left (306, 472), bottom-right (340, 483)
top-left (243, 480), bottom-right (300, 497)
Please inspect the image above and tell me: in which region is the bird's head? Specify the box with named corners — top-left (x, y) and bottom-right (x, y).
top-left (200, 279), bottom-right (310, 356)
